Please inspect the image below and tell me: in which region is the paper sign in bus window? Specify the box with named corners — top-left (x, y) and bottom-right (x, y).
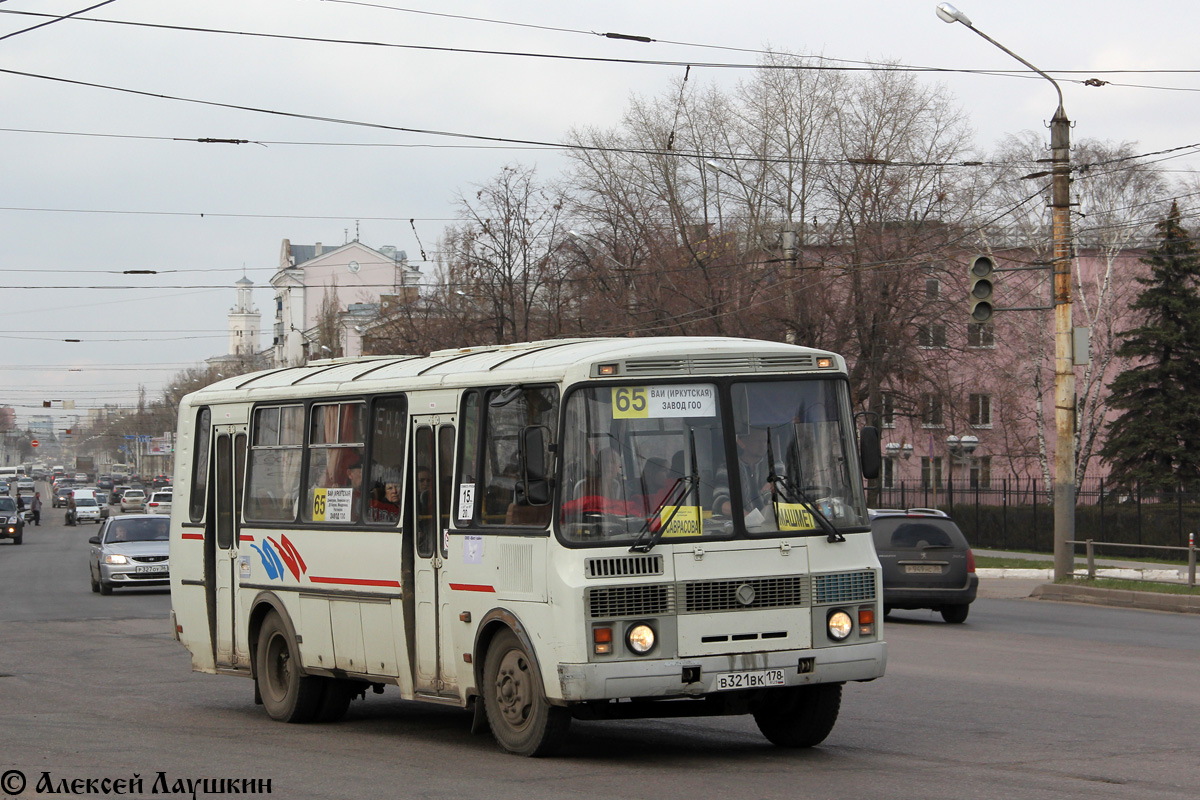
top-left (312, 487), bottom-right (354, 522)
top-left (775, 503), bottom-right (819, 531)
top-left (612, 384), bottom-right (716, 419)
top-left (659, 505), bottom-right (702, 538)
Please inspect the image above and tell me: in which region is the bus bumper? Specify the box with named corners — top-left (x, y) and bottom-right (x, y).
top-left (555, 641), bottom-right (886, 703)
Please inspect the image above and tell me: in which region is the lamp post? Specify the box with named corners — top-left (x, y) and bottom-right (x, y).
top-left (704, 160), bottom-right (801, 344)
top-left (936, 3), bottom-right (1074, 580)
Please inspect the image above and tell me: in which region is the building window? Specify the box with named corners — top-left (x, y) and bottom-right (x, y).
top-left (918, 324), bottom-right (947, 348)
top-left (920, 394), bottom-right (944, 428)
top-left (969, 456), bottom-right (991, 489)
top-left (880, 393), bottom-right (895, 429)
top-left (925, 278), bottom-right (941, 301)
top-left (969, 393), bottom-right (992, 427)
top-left (921, 456), bottom-right (943, 489)
top-left (968, 322), bottom-right (995, 348)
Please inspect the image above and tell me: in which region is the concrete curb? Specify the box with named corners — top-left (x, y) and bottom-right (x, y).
top-left (977, 567), bottom-right (1190, 581)
top-left (1029, 582), bottom-right (1200, 614)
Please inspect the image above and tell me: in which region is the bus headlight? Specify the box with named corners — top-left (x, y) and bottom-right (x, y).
top-left (626, 623), bottom-right (656, 655)
top-left (827, 609), bottom-right (853, 641)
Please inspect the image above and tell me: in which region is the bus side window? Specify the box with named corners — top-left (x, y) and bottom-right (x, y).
top-left (480, 386), bottom-right (558, 528)
top-left (455, 391), bottom-right (480, 525)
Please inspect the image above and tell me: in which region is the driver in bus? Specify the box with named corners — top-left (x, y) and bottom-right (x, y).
top-left (562, 447), bottom-right (638, 517)
top-left (713, 427), bottom-right (774, 526)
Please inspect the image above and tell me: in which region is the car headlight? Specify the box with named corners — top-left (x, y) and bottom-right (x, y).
top-left (626, 623), bottom-right (656, 655)
top-left (827, 609), bottom-right (853, 641)
top-left (104, 554), bottom-right (129, 565)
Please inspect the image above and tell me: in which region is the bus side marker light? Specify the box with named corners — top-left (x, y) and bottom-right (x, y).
top-left (459, 611), bottom-right (472, 623)
top-left (463, 653), bottom-right (472, 664)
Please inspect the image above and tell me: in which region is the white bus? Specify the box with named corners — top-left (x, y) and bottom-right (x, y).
top-left (169, 337), bottom-right (885, 756)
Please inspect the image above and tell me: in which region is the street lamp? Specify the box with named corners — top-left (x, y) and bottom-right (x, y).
top-left (936, 3), bottom-right (1074, 581)
top-left (703, 160), bottom-right (800, 344)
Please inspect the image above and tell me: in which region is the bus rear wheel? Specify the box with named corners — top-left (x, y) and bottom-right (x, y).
top-left (256, 612), bottom-right (322, 723)
top-left (482, 629), bottom-right (569, 756)
top-left (753, 684), bottom-right (842, 748)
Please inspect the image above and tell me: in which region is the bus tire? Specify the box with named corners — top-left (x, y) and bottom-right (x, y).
top-left (256, 612), bottom-right (322, 723)
top-left (753, 684), bottom-right (842, 748)
top-left (482, 629), bottom-right (569, 756)
top-left (314, 679), bottom-right (354, 723)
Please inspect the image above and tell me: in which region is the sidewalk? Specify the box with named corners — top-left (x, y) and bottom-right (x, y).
top-left (974, 549), bottom-right (1200, 614)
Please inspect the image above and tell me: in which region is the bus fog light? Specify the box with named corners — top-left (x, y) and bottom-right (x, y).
top-left (626, 623), bottom-right (656, 655)
top-left (827, 610), bottom-right (853, 641)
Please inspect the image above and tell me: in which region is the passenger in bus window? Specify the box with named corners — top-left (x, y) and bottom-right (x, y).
top-left (369, 478), bottom-right (401, 523)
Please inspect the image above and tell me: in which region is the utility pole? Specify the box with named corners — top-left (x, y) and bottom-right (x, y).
top-left (937, 4), bottom-right (1075, 580)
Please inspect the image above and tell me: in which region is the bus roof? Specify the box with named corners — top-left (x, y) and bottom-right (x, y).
top-left (181, 337), bottom-right (845, 405)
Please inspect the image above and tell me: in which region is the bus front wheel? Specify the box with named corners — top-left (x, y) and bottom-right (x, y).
top-left (482, 629), bottom-right (569, 756)
top-left (256, 612), bottom-right (322, 723)
top-left (753, 683), bottom-right (842, 748)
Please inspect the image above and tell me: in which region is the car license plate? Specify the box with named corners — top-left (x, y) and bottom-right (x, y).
top-left (904, 564), bottom-right (943, 574)
top-left (714, 668), bottom-right (786, 691)
top-left (135, 565), bottom-right (168, 574)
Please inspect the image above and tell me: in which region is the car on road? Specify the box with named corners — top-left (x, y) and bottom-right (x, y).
top-left (72, 489), bottom-right (103, 524)
top-left (16, 478), bottom-right (35, 497)
top-left (73, 472), bottom-right (88, 483)
top-left (145, 491), bottom-right (173, 516)
top-left (110, 485), bottom-right (130, 505)
top-left (0, 480), bottom-right (8, 496)
top-left (54, 484), bottom-right (75, 508)
top-left (0, 495), bottom-right (24, 544)
top-left (120, 488), bottom-right (146, 513)
top-left (87, 514), bottom-right (170, 594)
top-left (869, 507), bottom-right (978, 623)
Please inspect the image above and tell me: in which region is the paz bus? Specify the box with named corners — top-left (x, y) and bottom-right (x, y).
top-left (169, 336), bottom-right (885, 756)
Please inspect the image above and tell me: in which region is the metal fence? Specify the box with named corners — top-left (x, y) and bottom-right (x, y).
top-left (872, 477), bottom-right (1200, 558)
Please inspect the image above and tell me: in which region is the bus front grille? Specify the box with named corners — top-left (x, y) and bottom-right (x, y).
top-left (812, 571), bottom-right (877, 605)
top-left (586, 584), bottom-right (674, 618)
top-left (681, 576), bottom-right (809, 613)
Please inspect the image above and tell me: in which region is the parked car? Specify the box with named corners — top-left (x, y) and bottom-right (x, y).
top-left (0, 495), bottom-right (24, 544)
top-left (88, 514), bottom-right (170, 594)
top-left (120, 488), bottom-right (147, 513)
top-left (145, 491), bottom-right (173, 516)
top-left (868, 508), bottom-right (978, 623)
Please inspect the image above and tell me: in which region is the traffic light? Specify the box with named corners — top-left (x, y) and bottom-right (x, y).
top-left (968, 255), bottom-right (995, 323)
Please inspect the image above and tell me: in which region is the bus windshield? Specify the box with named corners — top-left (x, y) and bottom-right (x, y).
top-left (558, 379), bottom-right (868, 546)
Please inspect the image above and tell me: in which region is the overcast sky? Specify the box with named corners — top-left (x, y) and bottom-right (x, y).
top-left (2, 0), bottom-right (1197, 428)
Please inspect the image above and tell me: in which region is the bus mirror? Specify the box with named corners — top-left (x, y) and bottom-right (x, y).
top-left (859, 426), bottom-right (881, 480)
top-left (520, 425), bottom-right (552, 506)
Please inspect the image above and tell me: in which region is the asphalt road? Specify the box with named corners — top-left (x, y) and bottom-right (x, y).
top-left (1, 498), bottom-right (1197, 800)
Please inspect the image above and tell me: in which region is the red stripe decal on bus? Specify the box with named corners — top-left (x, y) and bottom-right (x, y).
top-left (308, 576), bottom-right (402, 588)
top-left (181, 533), bottom-right (204, 541)
top-left (449, 583), bottom-right (496, 593)
top-left (239, 535), bottom-right (255, 542)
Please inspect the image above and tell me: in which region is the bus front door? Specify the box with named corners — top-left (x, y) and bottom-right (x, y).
top-left (411, 416), bottom-right (458, 697)
top-left (211, 428), bottom-right (246, 668)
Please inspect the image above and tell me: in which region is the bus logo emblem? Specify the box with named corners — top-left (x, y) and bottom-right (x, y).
top-left (735, 584), bottom-right (756, 606)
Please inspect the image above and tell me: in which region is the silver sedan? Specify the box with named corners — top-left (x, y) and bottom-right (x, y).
top-left (88, 515), bottom-right (169, 595)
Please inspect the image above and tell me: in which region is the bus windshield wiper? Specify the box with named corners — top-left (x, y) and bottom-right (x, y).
top-left (629, 428), bottom-right (700, 554)
top-left (782, 422), bottom-right (844, 543)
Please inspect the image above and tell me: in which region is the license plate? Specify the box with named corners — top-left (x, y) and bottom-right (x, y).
top-left (905, 564), bottom-right (943, 574)
top-left (714, 668), bottom-right (786, 691)
top-left (135, 565), bottom-right (168, 574)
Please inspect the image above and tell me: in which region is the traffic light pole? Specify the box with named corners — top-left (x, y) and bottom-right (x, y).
top-left (1050, 107), bottom-right (1075, 582)
top-left (937, 4), bottom-right (1075, 581)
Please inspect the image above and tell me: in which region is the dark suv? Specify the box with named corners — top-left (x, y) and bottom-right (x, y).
top-left (0, 495), bottom-right (24, 544)
top-left (869, 508), bottom-right (978, 623)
